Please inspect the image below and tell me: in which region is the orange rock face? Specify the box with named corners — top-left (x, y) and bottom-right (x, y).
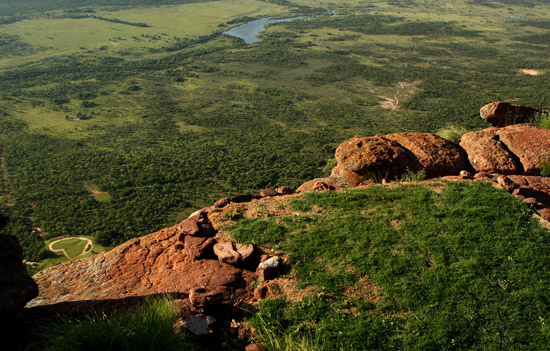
top-left (29, 224), bottom-right (249, 308)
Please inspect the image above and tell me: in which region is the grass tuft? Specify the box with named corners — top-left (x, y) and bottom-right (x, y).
top-left (34, 296), bottom-right (196, 351)
top-left (398, 168), bottom-right (426, 182)
top-left (436, 124), bottom-right (468, 143)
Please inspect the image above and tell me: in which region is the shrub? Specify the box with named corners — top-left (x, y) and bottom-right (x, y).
top-left (534, 111), bottom-right (550, 129)
top-left (541, 153), bottom-right (550, 176)
top-left (398, 168), bottom-right (426, 182)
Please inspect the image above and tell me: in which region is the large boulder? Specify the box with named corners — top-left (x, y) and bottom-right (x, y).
top-left (460, 128), bottom-right (519, 174)
top-left (0, 235), bottom-right (39, 314)
top-left (385, 132), bottom-right (469, 177)
top-left (480, 101), bottom-right (540, 127)
top-left (334, 136), bottom-right (411, 184)
top-left (497, 125), bottom-right (550, 175)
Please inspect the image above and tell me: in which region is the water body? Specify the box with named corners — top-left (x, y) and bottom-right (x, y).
top-left (224, 16), bottom-right (306, 44)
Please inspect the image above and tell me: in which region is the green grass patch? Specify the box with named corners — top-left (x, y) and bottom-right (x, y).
top-left (237, 182), bottom-right (550, 350)
top-left (31, 295), bottom-right (197, 351)
top-left (290, 198), bottom-right (311, 212)
top-left (230, 218), bottom-right (288, 246)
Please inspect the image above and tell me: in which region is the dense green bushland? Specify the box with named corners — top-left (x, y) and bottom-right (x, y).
top-left (1, 0), bottom-right (550, 263)
top-left (234, 182), bottom-right (550, 350)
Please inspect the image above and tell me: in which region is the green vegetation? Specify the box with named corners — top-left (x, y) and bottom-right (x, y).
top-left (231, 182), bottom-right (550, 350)
top-left (31, 296), bottom-right (197, 351)
top-left (1, 0), bottom-right (550, 265)
top-left (540, 153), bottom-right (550, 177)
top-left (534, 111), bottom-right (550, 129)
top-left (397, 168), bottom-right (426, 182)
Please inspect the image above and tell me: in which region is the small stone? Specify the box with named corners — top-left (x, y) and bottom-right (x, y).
top-left (184, 236), bottom-right (215, 260)
top-left (382, 178), bottom-right (389, 185)
top-left (188, 208), bottom-right (210, 219)
top-left (258, 256), bottom-right (280, 270)
top-left (276, 186), bottom-right (294, 195)
top-left (257, 256), bottom-right (281, 281)
top-left (176, 218), bottom-right (200, 239)
top-left (473, 171), bottom-right (491, 179)
top-left (235, 243), bottom-right (255, 266)
top-left (213, 197), bottom-right (230, 208)
top-left (460, 170), bottom-right (474, 177)
top-left (313, 182), bottom-right (333, 192)
top-left (260, 188), bottom-right (278, 197)
top-left (498, 175), bottom-right (519, 192)
top-left (189, 287), bottom-right (225, 308)
top-left (182, 314), bottom-right (216, 336)
top-left (245, 343), bottom-right (265, 351)
top-left (213, 242), bottom-right (240, 265)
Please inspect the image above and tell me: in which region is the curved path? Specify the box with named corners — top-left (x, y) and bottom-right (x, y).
top-left (48, 237), bottom-right (93, 259)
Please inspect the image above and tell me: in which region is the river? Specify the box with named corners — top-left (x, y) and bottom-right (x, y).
top-left (223, 16), bottom-right (306, 44)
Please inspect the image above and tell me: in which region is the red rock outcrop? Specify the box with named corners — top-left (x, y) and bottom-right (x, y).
top-left (385, 132), bottom-right (468, 178)
top-left (460, 128), bottom-right (519, 174)
top-left (29, 224), bottom-right (251, 308)
top-left (480, 101), bottom-right (541, 127)
top-left (461, 125), bottom-right (550, 175)
top-left (333, 133), bottom-right (469, 184)
top-left (0, 235), bottom-right (39, 314)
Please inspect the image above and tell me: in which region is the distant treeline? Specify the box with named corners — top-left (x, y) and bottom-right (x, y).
top-left (62, 13), bottom-right (151, 27)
